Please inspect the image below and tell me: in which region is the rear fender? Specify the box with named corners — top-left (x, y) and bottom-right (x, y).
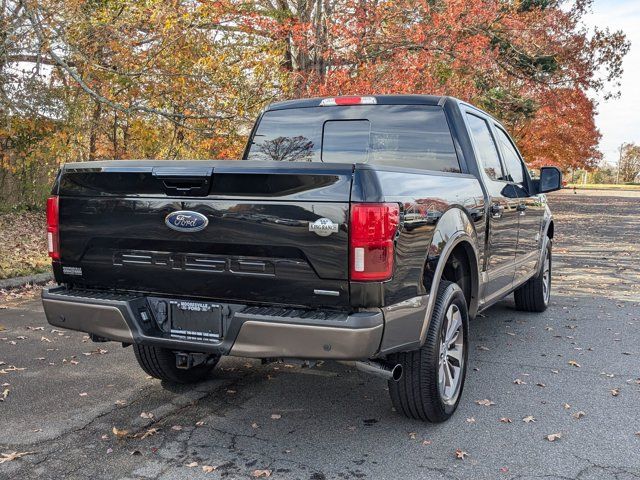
top-left (419, 208), bottom-right (480, 344)
top-left (377, 207), bottom-right (480, 355)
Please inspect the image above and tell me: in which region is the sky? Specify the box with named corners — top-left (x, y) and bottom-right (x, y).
top-left (584, 0), bottom-right (640, 166)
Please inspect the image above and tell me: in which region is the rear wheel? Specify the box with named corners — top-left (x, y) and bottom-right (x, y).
top-left (133, 344), bottom-right (220, 384)
top-left (388, 281), bottom-right (469, 422)
top-left (514, 239), bottom-right (551, 312)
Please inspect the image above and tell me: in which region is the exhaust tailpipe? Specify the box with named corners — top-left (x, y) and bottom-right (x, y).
top-left (340, 360), bottom-right (403, 382)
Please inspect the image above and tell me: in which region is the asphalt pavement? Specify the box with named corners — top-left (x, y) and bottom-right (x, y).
top-left (0, 190), bottom-right (638, 480)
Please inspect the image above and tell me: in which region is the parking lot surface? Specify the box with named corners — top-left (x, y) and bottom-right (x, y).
top-left (1, 190), bottom-right (639, 480)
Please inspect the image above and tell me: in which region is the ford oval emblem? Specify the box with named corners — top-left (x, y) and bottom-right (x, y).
top-left (165, 211), bottom-right (209, 233)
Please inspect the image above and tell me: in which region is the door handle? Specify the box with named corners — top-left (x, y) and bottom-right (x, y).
top-left (490, 204), bottom-right (504, 218)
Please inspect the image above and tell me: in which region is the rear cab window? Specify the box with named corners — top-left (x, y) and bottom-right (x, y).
top-left (246, 105), bottom-right (461, 173)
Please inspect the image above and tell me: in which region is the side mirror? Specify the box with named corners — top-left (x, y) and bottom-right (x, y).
top-left (537, 166), bottom-right (562, 193)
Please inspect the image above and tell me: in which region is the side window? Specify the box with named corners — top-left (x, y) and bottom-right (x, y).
top-left (494, 127), bottom-right (525, 187)
top-left (466, 113), bottom-right (504, 181)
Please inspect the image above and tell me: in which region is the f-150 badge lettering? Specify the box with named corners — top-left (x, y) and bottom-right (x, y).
top-left (165, 211), bottom-right (209, 232)
top-left (309, 218), bottom-right (339, 237)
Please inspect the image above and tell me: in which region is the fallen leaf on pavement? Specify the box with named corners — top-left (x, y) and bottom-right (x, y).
top-left (251, 422), bottom-right (259, 429)
top-left (195, 421), bottom-right (206, 427)
top-left (270, 414), bottom-right (281, 419)
top-left (186, 461), bottom-right (199, 467)
top-left (478, 345), bottom-right (490, 351)
top-left (0, 389), bottom-right (8, 401)
top-left (0, 365), bottom-right (26, 374)
top-left (536, 383), bottom-right (547, 388)
top-left (568, 360), bottom-right (580, 368)
top-left (522, 416), bottom-right (536, 423)
top-left (40, 337), bottom-right (51, 343)
top-left (572, 411), bottom-right (586, 419)
top-left (112, 427), bottom-right (129, 438)
top-left (422, 440), bottom-right (432, 445)
top-left (115, 400), bottom-right (127, 406)
top-left (499, 417), bottom-right (512, 423)
top-left (466, 417), bottom-right (476, 423)
top-left (563, 403), bottom-right (571, 409)
top-left (475, 399), bottom-right (495, 406)
top-left (252, 469), bottom-right (272, 477)
top-left (0, 451), bottom-right (35, 464)
top-left (202, 465), bottom-right (217, 473)
top-left (454, 448), bottom-right (468, 460)
top-left (172, 425), bottom-right (183, 431)
top-left (513, 378), bottom-right (526, 385)
top-left (546, 433), bottom-right (562, 442)
top-left (610, 388), bottom-right (620, 396)
top-left (139, 428), bottom-right (160, 439)
top-left (408, 432), bottom-right (417, 439)
top-left (79, 392), bottom-right (88, 397)
top-left (140, 412), bottom-right (154, 420)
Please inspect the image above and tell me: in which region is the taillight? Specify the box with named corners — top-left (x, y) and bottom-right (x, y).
top-left (349, 203), bottom-right (399, 281)
top-left (46, 196), bottom-right (60, 260)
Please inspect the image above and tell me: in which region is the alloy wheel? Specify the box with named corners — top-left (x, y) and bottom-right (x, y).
top-left (438, 304), bottom-right (465, 405)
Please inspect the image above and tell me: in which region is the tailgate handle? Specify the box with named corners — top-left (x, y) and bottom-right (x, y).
top-left (152, 167), bottom-right (213, 197)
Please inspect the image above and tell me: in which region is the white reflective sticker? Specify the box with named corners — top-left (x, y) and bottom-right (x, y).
top-left (354, 247), bottom-right (365, 272)
top-left (62, 266), bottom-right (83, 276)
top-left (47, 232), bottom-right (54, 253)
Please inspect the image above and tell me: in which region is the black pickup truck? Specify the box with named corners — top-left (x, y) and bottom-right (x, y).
top-left (42, 95), bottom-right (561, 422)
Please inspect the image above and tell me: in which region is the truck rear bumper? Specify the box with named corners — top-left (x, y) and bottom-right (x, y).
top-left (41, 287), bottom-right (384, 360)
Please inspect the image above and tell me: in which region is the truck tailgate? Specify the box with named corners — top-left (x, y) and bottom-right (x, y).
top-left (55, 161), bottom-right (353, 308)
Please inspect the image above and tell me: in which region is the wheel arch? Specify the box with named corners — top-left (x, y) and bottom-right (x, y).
top-left (544, 218), bottom-right (554, 239)
top-left (420, 210), bottom-right (481, 344)
top-left (536, 216), bottom-right (554, 272)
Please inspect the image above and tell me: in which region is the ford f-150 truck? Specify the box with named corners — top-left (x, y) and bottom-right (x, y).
top-left (41, 95), bottom-right (562, 422)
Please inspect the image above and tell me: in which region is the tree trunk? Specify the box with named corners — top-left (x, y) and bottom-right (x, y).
top-left (89, 100), bottom-right (102, 161)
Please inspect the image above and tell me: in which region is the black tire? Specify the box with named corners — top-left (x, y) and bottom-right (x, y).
top-left (514, 239), bottom-right (551, 313)
top-left (388, 280), bottom-right (469, 422)
top-left (133, 344), bottom-right (220, 384)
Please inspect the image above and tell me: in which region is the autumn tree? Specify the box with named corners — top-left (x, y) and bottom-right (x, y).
top-left (1, 0), bottom-right (287, 205)
top-left (618, 143), bottom-right (640, 183)
top-left (238, 0), bottom-right (628, 172)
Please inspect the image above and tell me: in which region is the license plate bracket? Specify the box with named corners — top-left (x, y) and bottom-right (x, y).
top-left (170, 301), bottom-right (222, 340)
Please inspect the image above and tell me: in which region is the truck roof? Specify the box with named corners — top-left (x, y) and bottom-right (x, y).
top-left (266, 94), bottom-right (451, 111)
